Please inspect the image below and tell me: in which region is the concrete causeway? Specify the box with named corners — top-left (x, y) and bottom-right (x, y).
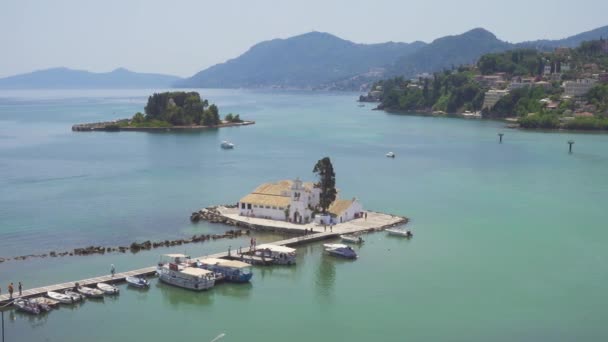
top-left (0, 210), bottom-right (406, 306)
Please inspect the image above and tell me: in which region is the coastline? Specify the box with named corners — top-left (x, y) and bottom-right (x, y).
top-left (72, 120), bottom-right (255, 132)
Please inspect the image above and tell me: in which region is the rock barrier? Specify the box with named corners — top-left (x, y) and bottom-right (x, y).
top-left (0, 229), bottom-right (249, 264)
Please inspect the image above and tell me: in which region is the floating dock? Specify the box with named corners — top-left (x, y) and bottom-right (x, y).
top-left (0, 211), bottom-right (406, 306)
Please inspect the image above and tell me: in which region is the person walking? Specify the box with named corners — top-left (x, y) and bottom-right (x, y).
top-left (18, 281), bottom-right (22, 296)
top-left (365, 212), bottom-right (367, 220)
top-left (110, 264), bottom-right (116, 277)
top-left (8, 283), bottom-right (14, 299)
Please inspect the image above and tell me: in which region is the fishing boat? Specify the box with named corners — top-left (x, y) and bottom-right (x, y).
top-left (197, 258), bottom-right (253, 283)
top-left (157, 254), bottom-right (216, 291)
top-left (386, 152), bottom-right (395, 158)
top-left (97, 283), bottom-right (119, 295)
top-left (340, 234), bottom-right (364, 244)
top-left (13, 299), bottom-right (41, 315)
top-left (126, 276), bottom-right (150, 288)
top-left (63, 290), bottom-right (84, 302)
top-left (220, 141), bottom-right (235, 149)
top-left (323, 243), bottom-right (358, 259)
top-left (77, 286), bottom-right (104, 298)
top-left (386, 228), bottom-right (413, 238)
top-left (255, 244), bottom-right (297, 265)
top-left (47, 291), bottom-right (74, 304)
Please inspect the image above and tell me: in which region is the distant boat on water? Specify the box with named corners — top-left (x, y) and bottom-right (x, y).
top-left (386, 152), bottom-right (395, 158)
top-left (221, 141), bottom-right (235, 149)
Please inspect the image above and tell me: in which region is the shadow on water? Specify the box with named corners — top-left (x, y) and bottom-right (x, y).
top-left (213, 282), bottom-right (253, 299)
top-left (155, 282), bottom-right (214, 307)
top-left (315, 253), bottom-right (336, 300)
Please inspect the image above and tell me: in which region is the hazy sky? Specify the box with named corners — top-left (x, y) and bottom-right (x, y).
top-left (2, 0), bottom-right (607, 78)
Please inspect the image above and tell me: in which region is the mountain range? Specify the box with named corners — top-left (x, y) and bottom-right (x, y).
top-left (1, 25), bottom-right (607, 90)
top-left (0, 67), bottom-right (181, 89)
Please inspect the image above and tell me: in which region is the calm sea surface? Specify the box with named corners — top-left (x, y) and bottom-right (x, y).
top-left (1, 89), bottom-right (607, 341)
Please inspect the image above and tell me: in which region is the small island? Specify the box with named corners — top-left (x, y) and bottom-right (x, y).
top-left (72, 91), bottom-right (254, 131)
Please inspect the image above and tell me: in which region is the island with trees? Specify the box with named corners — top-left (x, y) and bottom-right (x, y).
top-left (362, 39), bottom-right (608, 131)
top-left (72, 91), bottom-right (254, 131)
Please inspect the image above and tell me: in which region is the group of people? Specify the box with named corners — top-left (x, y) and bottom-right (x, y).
top-left (1, 281), bottom-right (23, 299)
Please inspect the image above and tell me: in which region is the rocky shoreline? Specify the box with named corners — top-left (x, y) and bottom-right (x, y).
top-left (0, 229), bottom-right (249, 264)
top-left (72, 120), bottom-right (255, 132)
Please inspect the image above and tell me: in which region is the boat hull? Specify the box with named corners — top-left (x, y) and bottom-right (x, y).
top-left (158, 273), bottom-right (215, 291)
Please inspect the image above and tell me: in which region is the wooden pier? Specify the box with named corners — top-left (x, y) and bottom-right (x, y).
top-left (0, 212), bottom-right (406, 306)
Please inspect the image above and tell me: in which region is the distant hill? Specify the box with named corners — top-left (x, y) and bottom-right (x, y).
top-left (179, 25), bottom-right (608, 90)
top-left (517, 25), bottom-right (608, 49)
top-left (176, 31), bottom-right (426, 89)
top-left (388, 28), bottom-right (511, 77)
top-left (0, 67), bottom-right (181, 89)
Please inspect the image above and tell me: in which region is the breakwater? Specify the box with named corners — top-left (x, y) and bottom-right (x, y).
top-left (0, 230), bottom-right (248, 264)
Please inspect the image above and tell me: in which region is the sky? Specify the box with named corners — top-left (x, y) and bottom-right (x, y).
top-left (1, 0), bottom-right (608, 78)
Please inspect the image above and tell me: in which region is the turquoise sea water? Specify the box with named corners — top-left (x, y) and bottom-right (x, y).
top-left (1, 89), bottom-right (608, 341)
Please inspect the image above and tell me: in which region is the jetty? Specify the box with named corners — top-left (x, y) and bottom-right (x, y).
top-left (72, 120), bottom-right (255, 132)
top-left (0, 210), bottom-right (405, 305)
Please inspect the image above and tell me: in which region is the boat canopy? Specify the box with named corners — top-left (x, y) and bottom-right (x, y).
top-left (199, 258), bottom-right (251, 269)
top-left (163, 253), bottom-right (189, 258)
top-left (181, 267), bottom-right (212, 277)
top-left (257, 244), bottom-right (296, 253)
top-left (324, 243), bottom-right (348, 249)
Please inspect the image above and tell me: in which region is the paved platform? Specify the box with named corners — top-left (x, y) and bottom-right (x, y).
top-left (218, 207), bottom-right (405, 234)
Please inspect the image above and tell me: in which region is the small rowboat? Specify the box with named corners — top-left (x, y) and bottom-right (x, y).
top-left (63, 290), bottom-right (84, 302)
top-left (340, 234), bottom-right (364, 244)
top-left (126, 276), bottom-right (150, 288)
top-left (386, 228), bottom-right (413, 237)
top-left (97, 283), bottom-right (119, 294)
top-left (47, 291), bottom-right (73, 304)
top-left (78, 286), bottom-right (104, 298)
top-left (13, 299), bottom-right (41, 315)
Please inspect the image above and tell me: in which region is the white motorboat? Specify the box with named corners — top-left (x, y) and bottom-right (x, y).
top-left (386, 228), bottom-right (413, 237)
top-left (13, 299), bottom-right (41, 315)
top-left (157, 254), bottom-right (216, 291)
top-left (47, 291), bottom-right (74, 304)
top-left (255, 244), bottom-right (297, 265)
top-left (386, 152), bottom-right (395, 158)
top-left (97, 283), bottom-right (119, 294)
top-left (340, 234), bottom-right (364, 244)
top-left (220, 141), bottom-right (235, 149)
top-left (126, 276), bottom-right (150, 288)
top-left (63, 290), bottom-right (84, 302)
top-left (77, 286), bottom-right (104, 298)
top-left (324, 243), bottom-right (358, 259)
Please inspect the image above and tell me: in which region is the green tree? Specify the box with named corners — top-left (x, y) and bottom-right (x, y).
top-left (312, 157), bottom-right (337, 214)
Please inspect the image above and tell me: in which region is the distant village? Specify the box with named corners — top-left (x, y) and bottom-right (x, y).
top-left (362, 40), bottom-right (608, 128)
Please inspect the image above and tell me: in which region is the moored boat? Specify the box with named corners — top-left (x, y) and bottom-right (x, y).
top-left (157, 254), bottom-right (216, 291)
top-left (197, 258), bottom-right (253, 283)
top-left (386, 152), bottom-right (395, 158)
top-left (340, 234), bottom-right (364, 244)
top-left (324, 243), bottom-right (358, 259)
top-left (63, 290), bottom-right (84, 302)
top-left (13, 299), bottom-right (41, 315)
top-left (47, 291), bottom-right (74, 304)
top-left (30, 297), bottom-right (55, 311)
top-left (97, 282), bottom-right (119, 295)
top-left (220, 140), bottom-right (235, 149)
top-left (126, 276), bottom-right (150, 288)
top-left (78, 286), bottom-right (104, 298)
top-left (386, 228), bottom-right (413, 237)
top-left (255, 244), bottom-right (297, 265)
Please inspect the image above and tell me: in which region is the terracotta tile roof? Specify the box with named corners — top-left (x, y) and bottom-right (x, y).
top-left (239, 193), bottom-right (290, 208)
top-left (328, 199), bottom-right (354, 216)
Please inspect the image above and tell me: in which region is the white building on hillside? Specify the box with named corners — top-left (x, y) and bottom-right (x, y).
top-left (238, 179), bottom-right (363, 224)
top-left (563, 79), bottom-right (597, 97)
top-left (482, 89), bottom-right (509, 109)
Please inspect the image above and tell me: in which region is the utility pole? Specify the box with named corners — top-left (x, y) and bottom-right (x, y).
top-left (2, 309), bottom-right (5, 342)
top-left (498, 133), bottom-right (504, 143)
top-left (568, 140), bottom-right (575, 153)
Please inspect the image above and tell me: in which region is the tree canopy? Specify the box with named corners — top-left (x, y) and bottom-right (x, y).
top-left (313, 157), bottom-right (337, 214)
top-left (139, 91), bottom-right (220, 126)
